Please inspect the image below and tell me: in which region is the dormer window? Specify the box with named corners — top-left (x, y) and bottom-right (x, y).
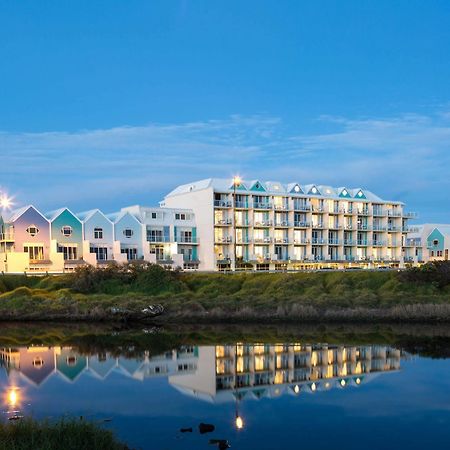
top-left (94, 228), bottom-right (103, 239)
top-left (123, 229), bottom-right (134, 238)
top-left (26, 225), bottom-right (39, 237)
top-left (433, 239), bottom-right (439, 246)
top-left (61, 226), bottom-right (73, 237)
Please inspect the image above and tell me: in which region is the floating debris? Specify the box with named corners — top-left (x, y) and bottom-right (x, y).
top-left (180, 427), bottom-right (193, 433)
top-left (209, 439), bottom-right (231, 449)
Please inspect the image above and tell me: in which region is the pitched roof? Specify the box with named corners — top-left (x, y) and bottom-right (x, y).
top-left (2, 205), bottom-right (46, 223)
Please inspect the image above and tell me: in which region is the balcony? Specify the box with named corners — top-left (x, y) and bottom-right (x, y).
top-left (215, 218), bottom-right (232, 226)
top-left (344, 224), bottom-right (355, 230)
top-left (175, 236), bottom-right (199, 244)
top-left (254, 220), bottom-right (273, 227)
top-left (357, 240), bottom-right (369, 246)
top-left (311, 238), bottom-right (327, 245)
top-left (274, 237), bottom-right (290, 244)
top-left (274, 204), bottom-right (289, 211)
top-left (329, 224), bottom-right (342, 230)
top-left (293, 204), bottom-right (312, 212)
top-left (254, 237), bottom-right (273, 244)
top-left (274, 221), bottom-right (290, 227)
top-left (253, 202), bottom-right (272, 210)
top-left (236, 220), bottom-right (251, 227)
top-left (294, 221), bottom-right (310, 228)
top-left (147, 235), bottom-right (171, 243)
top-left (372, 209), bottom-right (386, 217)
top-left (312, 206), bottom-right (326, 213)
top-left (312, 223), bottom-right (325, 229)
top-left (403, 212), bottom-right (418, 219)
top-left (236, 237), bottom-right (252, 244)
top-left (235, 201), bottom-right (249, 209)
top-left (294, 238), bottom-right (310, 244)
top-left (372, 225), bottom-right (387, 232)
top-left (357, 225), bottom-right (371, 231)
top-left (403, 226), bottom-right (419, 233)
top-left (214, 200), bottom-right (232, 208)
top-left (387, 227), bottom-right (402, 232)
top-left (328, 239), bottom-right (341, 245)
top-left (215, 236), bottom-right (232, 244)
top-left (387, 210), bottom-right (402, 217)
top-left (344, 255), bottom-right (355, 261)
top-left (372, 241), bottom-right (386, 247)
top-left (344, 208), bottom-right (355, 215)
top-left (357, 209), bottom-right (370, 215)
top-left (0, 232), bottom-right (14, 242)
top-left (344, 239), bottom-right (356, 245)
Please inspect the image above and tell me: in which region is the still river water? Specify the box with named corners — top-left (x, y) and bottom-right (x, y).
top-left (1, 323), bottom-right (449, 450)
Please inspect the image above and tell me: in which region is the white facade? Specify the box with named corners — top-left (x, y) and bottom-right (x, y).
top-left (163, 178), bottom-right (417, 271)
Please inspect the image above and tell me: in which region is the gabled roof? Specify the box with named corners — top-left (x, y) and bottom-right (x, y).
top-left (106, 210), bottom-right (142, 225)
top-left (2, 205), bottom-right (48, 223)
top-left (76, 209), bottom-right (113, 224)
top-left (45, 207), bottom-right (81, 223)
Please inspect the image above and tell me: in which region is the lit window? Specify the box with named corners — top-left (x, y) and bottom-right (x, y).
top-left (123, 229), bottom-right (134, 238)
top-left (26, 225), bottom-right (39, 237)
top-left (94, 228), bottom-right (103, 239)
top-left (61, 226), bottom-right (73, 237)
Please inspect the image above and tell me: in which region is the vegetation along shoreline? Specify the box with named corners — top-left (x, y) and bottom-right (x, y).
top-left (0, 261), bottom-right (449, 323)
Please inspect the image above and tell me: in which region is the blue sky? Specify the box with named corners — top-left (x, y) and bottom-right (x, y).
top-left (1, 1), bottom-right (450, 221)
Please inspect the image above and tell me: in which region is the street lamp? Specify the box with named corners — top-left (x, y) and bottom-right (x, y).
top-left (0, 194), bottom-right (12, 209)
top-left (232, 176), bottom-right (241, 271)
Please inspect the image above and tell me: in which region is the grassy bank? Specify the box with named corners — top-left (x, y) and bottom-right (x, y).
top-left (0, 418), bottom-right (128, 450)
top-left (0, 262), bottom-right (450, 322)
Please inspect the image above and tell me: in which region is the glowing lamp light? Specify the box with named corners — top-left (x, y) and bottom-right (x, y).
top-left (340, 379), bottom-right (346, 387)
top-left (355, 378), bottom-right (361, 385)
top-left (235, 415), bottom-right (244, 430)
top-left (0, 195), bottom-right (12, 209)
top-left (310, 382), bottom-right (317, 392)
top-left (293, 385), bottom-right (300, 394)
top-left (233, 176), bottom-right (242, 187)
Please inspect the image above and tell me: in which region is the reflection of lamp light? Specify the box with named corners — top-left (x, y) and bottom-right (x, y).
top-left (340, 379), bottom-right (346, 387)
top-left (294, 385), bottom-right (300, 394)
top-left (355, 378), bottom-right (361, 385)
top-left (7, 387), bottom-right (19, 407)
top-left (311, 382), bottom-right (317, 392)
top-left (235, 414), bottom-right (244, 430)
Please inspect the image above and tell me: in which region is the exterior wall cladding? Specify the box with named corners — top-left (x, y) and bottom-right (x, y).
top-left (1, 177), bottom-right (448, 273)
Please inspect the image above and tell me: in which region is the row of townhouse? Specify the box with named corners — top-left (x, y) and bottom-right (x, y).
top-left (0, 177), bottom-right (447, 273)
top-left (0, 204), bottom-right (199, 273)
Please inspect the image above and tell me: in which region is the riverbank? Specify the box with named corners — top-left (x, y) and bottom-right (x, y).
top-left (1, 262), bottom-right (449, 322)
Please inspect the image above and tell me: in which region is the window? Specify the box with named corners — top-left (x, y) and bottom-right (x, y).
top-left (66, 356), bottom-right (77, 366)
top-left (151, 212), bottom-right (157, 219)
top-left (433, 239), bottom-right (439, 246)
top-left (61, 226), bottom-right (73, 237)
top-left (33, 357), bottom-right (44, 368)
top-left (26, 225), bottom-right (39, 237)
top-left (123, 229), bottom-right (134, 238)
top-left (175, 213), bottom-right (191, 221)
top-left (94, 228), bottom-right (103, 239)
top-left (121, 247), bottom-right (137, 260)
top-left (24, 245), bottom-right (44, 260)
top-left (58, 245), bottom-right (78, 260)
top-left (90, 246), bottom-right (108, 260)
top-left (437, 251), bottom-right (443, 257)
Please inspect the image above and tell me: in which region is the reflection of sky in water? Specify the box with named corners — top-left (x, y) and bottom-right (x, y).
top-left (1, 345), bottom-right (449, 450)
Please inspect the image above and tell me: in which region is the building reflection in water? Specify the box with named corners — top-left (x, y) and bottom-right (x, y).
top-left (0, 343), bottom-right (401, 404)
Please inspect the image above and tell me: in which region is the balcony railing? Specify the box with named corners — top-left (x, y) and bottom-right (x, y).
top-left (274, 238), bottom-right (290, 244)
top-left (372, 209), bottom-right (386, 216)
top-left (329, 224), bottom-right (342, 229)
top-left (215, 236), bottom-right (232, 243)
top-left (253, 202), bottom-right (272, 209)
top-left (328, 239), bottom-right (341, 245)
top-left (357, 209), bottom-right (370, 215)
top-left (293, 204), bottom-right (312, 211)
top-left (312, 223), bottom-right (325, 228)
top-left (311, 238), bottom-right (327, 245)
top-left (344, 239), bottom-right (356, 245)
top-left (175, 236), bottom-right (199, 244)
top-left (147, 235), bottom-right (171, 243)
top-left (403, 212), bottom-right (418, 218)
top-left (274, 204), bottom-right (289, 210)
top-left (253, 237), bottom-right (273, 244)
top-left (312, 206), bottom-right (326, 213)
top-left (214, 200), bottom-right (232, 208)
top-left (254, 220), bottom-right (273, 227)
top-left (387, 227), bottom-right (402, 232)
top-left (274, 221), bottom-right (290, 227)
top-left (294, 221), bottom-right (310, 227)
top-left (235, 201), bottom-right (249, 208)
top-left (0, 233), bottom-right (14, 241)
top-left (236, 237), bottom-right (252, 244)
top-left (215, 218), bottom-right (232, 226)
top-left (387, 210), bottom-right (402, 217)
top-left (357, 225), bottom-right (371, 231)
top-left (372, 225), bottom-right (387, 231)
top-left (372, 241), bottom-right (386, 247)
top-left (236, 220), bottom-right (251, 227)
top-left (294, 238), bottom-right (310, 244)
top-left (403, 226), bottom-right (419, 233)
top-left (357, 240), bottom-right (369, 246)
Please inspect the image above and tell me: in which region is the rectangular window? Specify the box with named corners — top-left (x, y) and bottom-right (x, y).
top-left (90, 246), bottom-right (108, 260)
top-left (24, 246), bottom-right (44, 260)
top-left (121, 247), bottom-right (137, 260)
top-left (151, 212), bottom-right (157, 219)
top-left (57, 245), bottom-right (78, 260)
top-left (94, 228), bottom-right (103, 239)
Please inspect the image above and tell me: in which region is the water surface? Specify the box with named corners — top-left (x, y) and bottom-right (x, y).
top-left (1, 324), bottom-right (449, 449)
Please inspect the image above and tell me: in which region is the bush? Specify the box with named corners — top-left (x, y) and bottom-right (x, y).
top-left (399, 261), bottom-right (450, 289)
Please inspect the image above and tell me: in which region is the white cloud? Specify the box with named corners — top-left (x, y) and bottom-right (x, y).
top-left (1, 111), bottom-right (450, 221)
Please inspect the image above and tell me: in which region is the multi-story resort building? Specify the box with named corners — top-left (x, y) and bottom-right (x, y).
top-left (163, 178), bottom-right (418, 271)
top-left (4, 176), bottom-right (449, 274)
